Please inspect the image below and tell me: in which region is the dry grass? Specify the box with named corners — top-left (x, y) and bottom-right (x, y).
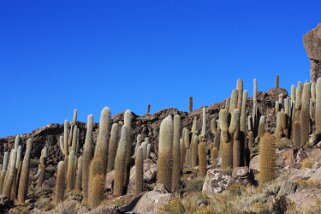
top-left (301, 158), bottom-right (313, 169)
top-left (161, 173), bottom-right (289, 213)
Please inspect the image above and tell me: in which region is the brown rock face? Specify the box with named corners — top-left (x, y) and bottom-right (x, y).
top-left (303, 24), bottom-right (321, 83)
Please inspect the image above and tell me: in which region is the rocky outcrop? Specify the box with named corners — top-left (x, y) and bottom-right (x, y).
top-left (304, 23), bottom-right (321, 83)
top-left (202, 169), bottom-right (235, 195)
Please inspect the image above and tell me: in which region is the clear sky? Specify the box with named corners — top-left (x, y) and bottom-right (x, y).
top-left (0, 0), bottom-right (320, 137)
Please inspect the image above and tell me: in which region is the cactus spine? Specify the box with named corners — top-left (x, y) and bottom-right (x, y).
top-left (157, 115), bottom-right (173, 192)
top-left (114, 125), bottom-right (130, 196)
top-left (17, 139), bottom-right (32, 204)
top-left (300, 81), bottom-right (311, 146)
top-left (54, 161), bottom-right (65, 205)
top-left (107, 123), bottom-right (119, 173)
top-left (82, 114), bottom-right (94, 202)
top-left (135, 146), bottom-right (144, 194)
top-left (258, 134), bottom-right (276, 185)
top-left (172, 115), bottom-right (181, 192)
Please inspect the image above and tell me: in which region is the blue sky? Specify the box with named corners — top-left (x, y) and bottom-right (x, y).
top-left (0, 0), bottom-right (320, 137)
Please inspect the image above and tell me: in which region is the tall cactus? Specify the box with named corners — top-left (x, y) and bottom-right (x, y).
top-left (124, 110), bottom-right (133, 188)
top-left (189, 96), bottom-right (193, 112)
top-left (293, 121), bottom-right (301, 148)
top-left (229, 89), bottom-right (238, 113)
top-left (300, 81), bottom-right (311, 146)
top-left (240, 90), bottom-right (248, 132)
top-left (157, 115), bottom-right (173, 192)
top-left (191, 134), bottom-right (199, 168)
top-left (236, 79), bottom-right (243, 110)
top-left (219, 109), bottom-right (232, 169)
top-left (114, 125), bottom-right (130, 196)
top-left (66, 151), bottom-right (76, 192)
top-left (316, 78), bottom-right (321, 133)
top-left (252, 79), bottom-right (258, 127)
top-left (179, 138), bottom-right (186, 171)
top-left (75, 156), bottom-right (83, 192)
top-left (172, 115), bottom-right (181, 192)
top-left (36, 146), bottom-right (47, 188)
top-left (89, 157), bottom-right (105, 208)
top-left (258, 134), bottom-right (276, 185)
top-left (3, 149), bottom-right (17, 198)
top-left (230, 109), bottom-right (241, 169)
top-left (198, 139), bottom-right (207, 177)
top-left (135, 146), bottom-right (144, 194)
top-left (82, 114), bottom-right (94, 203)
top-left (201, 108), bottom-right (206, 137)
top-left (258, 116), bottom-right (265, 139)
top-left (54, 161), bottom-right (65, 205)
top-left (17, 138), bottom-right (32, 204)
top-left (107, 123), bottom-right (119, 173)
top-left (94, 107), bottom-right (111, 175)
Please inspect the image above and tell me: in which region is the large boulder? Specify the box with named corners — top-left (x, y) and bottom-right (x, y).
top-left (133, 184), bottom-right (172, 214)
top-left (202, 169), bottom-right (235, 195)
top-left (287, 189), bottom-right (321, 213)
top-left (303, 23), bottom-right (321, 83)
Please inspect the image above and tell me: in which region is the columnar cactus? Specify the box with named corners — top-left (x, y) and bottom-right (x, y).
top-left (231, 110), bottom-right (242, 169)
top-left (124, 110), bottom-right (133, 187)
top-left (252, 79), bottom-right (258, 126)
top-left (146, 144), bottom-right (151, 159)
top-left (236, 79), bottom-right (243, 110)
top-left (3, 149), bottom-right (17, 198)
top-left (291, 84), bottom-right (296, 103)
top-left (135, 134), bottom-right (142, 154)
top-left (54, 161), bottom-right (65, 205)
top-left (94, 107), bottom-right (111, 175)
top-left (179, 138), bottom-right (186, 171)
top-left (293, 121), bottom-right (301, 148)
top-left (300, 81), bottom-right (311, 146)
top-left (198, 139), bottom-right (207, 177)
top-left (275, 74), bottom-right (279, 88)
top-left (211, 146), bottom-right (218, 166)
top-left (191, 134), bottom-right (199, 168)
top-left (191, 117), bottom-right (197, 135)
top-left (17, 138), bottom-right (32, 204)
top-left (107, 123), bottom-right (119, 173)
top-left (258, 134), bottom-right (276, 185)
top-left (316, 78), bottom-right (321, 133)
top-left (75, 156), bottom-right (83, 192)
top-left (114, 125), bottom-right (130, 196)
top-left (172, 115), bottom-right (181, 192)
top-left (258, 116), bottom-right (265, 139)
top-left (36, 146), bottom-right (47, 188)
top-left (225, 98), bottom-right (230, 111)
top-left (219, 109), bottom-right (232, 169)
top-left (63, 120), bottom-right (69, 156)
top-left (157, 115), bottom-right (173, 192)
top-left (72, 108), bottom-right (78, 125)
top-left (295, 81), bottom-right (303, 110)
top-left (0, 169), bottom-right (6, 194)
top-left (146, 104), bottom-right (151, 115)
top-left (240, 90), bottom-right (248, 132)
top-left (66, 151), bottom-right (76, 192)
top-left (189, 96), bottom-right (193, 112)
top-left (229, 89), bottom-right (238, 113)
top-left (71, 125), bottom-right (78, 154)
top-left (135, 146), bottom-right (144, 194)
top-left (82, 114), bottom-right (94, 202)
top-left (89, 157), bottom-right (105, 208)
top-left (141, 141), bottom-right (148, 160)
top-left (201, 108), bottom-right (206, 137)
